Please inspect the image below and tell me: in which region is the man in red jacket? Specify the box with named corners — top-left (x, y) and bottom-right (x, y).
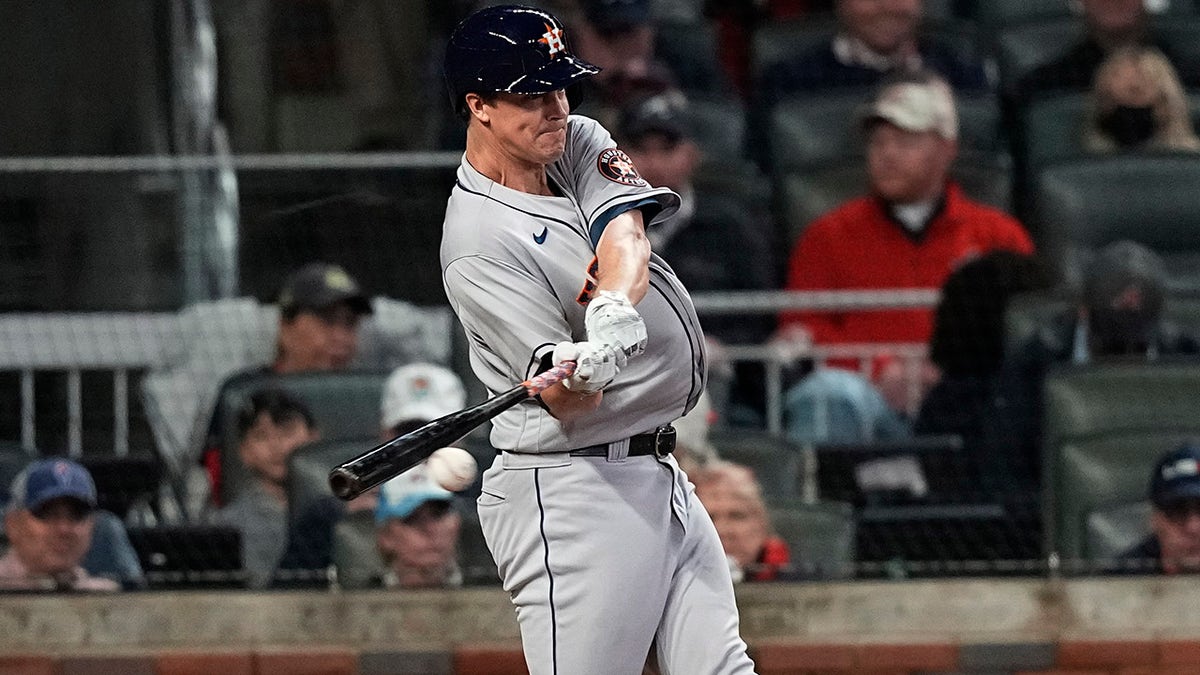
top-left (777, 69), bottom-right (1034, 425)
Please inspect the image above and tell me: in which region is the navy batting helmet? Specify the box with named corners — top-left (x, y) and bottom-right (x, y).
top-left (444, 5), bottom-right (600, 116)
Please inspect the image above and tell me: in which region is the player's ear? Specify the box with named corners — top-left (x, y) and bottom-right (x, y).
top-left (465, 93), bottom-right (490, 124)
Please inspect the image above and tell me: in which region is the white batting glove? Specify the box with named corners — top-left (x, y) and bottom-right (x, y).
top-left (584, 290), bottom-right (647, 362)
top-left (552, 341), bottom-right (620, 394)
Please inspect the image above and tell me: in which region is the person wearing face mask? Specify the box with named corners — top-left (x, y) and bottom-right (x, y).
top-left (1083, 45), bottom-right (1200, 153)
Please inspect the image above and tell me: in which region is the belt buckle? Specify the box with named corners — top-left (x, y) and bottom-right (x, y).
top-left (652, 425), bottom-right (676, 457)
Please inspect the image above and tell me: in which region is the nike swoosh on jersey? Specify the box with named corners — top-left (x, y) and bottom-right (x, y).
top-left (533, 226), bottom-right (549, 245)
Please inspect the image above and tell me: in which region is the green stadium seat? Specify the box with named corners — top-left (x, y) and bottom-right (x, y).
top-left (1086, 500), bottom-right (1152, 561)
top-left (332, 510), bottom-right (381, 589)
top-left (768, 91), bottom-right (1005, 173)
top-left (687, 95), bottom-right (748, 160)
top-left (215, 369), bottom-right (390, 505)
top-left (994, 19), bottom-right (1082, 96)
top-left (1033, 153), bottom-right (1200, 283)
top-left (286, 437), bottom-right (376, 527)
top-left (1053, 431), bottom-right (1197, 566)
top-left (708, 430), bottom-right (808, 502)
top-left (767, 500), bottom-right (856, 579)
top-left (1041, 361), bottom-right (1200, 564)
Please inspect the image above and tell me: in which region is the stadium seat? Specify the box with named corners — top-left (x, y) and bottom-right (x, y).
top-left (708, 430), bottom-right (808, 502)
top-left (1005, 291), bottom-right (1200, 356)
top-left (1054, 431), bottom-right (1198, 566)
top-left (655, 18), bottom-right (731, 97)
top-left (214, 370), bottom-right (391, 505)
top-left (1033, 153), bottom-right (1200, 283)
top-left (1018, 91), bottom-right (1089, 180)
top-left (776, 153), bottom-right (1013, 246)
top-left (766, 499), bottom-right (856, 579)
top-left (1041, 361), bottom-right (1200, 563)
top-left (994, 19), bottom-right (1083, 97)
top-left (286, 437), bottom-right (376, 528)
top-left (768, 91), bottom-right (1005, 173)
top-left (332, 510), bottom-right (381, 589)
top-left (964, 0), bottom-right (1073, 29)
top-left (1086, 500), bottom-right (1152, 561)
top-left (687, 95), bottom-right (748, 160)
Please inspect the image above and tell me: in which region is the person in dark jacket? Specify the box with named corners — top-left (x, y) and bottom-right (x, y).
top-left (1116, 442), bottom-right (1200, 575)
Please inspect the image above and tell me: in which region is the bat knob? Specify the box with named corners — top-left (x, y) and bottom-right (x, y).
top-left (328, 467), bottom-right (363, 501)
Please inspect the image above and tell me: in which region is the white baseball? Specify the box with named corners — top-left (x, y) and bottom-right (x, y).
top-left (426, 446), bottom-right (478, 492)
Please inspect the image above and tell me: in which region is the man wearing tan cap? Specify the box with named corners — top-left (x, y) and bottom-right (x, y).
top-left (775, 70), bottom-right (1034, 433)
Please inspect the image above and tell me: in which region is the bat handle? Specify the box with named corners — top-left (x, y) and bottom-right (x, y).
top-left (524, 360), bottom-right (576, 396)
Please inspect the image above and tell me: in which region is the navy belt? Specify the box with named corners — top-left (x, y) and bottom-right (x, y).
top-left (498, 425), bottom-right (676, 458)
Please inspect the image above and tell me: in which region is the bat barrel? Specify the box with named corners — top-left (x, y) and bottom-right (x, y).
top-left (328, 466), bottom-right (362, 500)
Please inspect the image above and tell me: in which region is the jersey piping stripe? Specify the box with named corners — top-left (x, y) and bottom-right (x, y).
top-left (533, 468), bottom-right (559, 675)
top-left (453, 180), bottom-right (591, 244)
top-left (647, 269), bottom-right (704, 417)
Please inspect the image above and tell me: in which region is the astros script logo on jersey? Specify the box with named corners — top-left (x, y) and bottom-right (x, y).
top-left (539, 23), bottom-right (565, 56)
top-left (596, 148), bottom-right (647, 186)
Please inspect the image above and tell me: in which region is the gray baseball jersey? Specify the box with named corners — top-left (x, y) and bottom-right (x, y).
top-left (441, 115), bottom-right (755, 675)
top-left (442, 114), bottom-right (707, 453)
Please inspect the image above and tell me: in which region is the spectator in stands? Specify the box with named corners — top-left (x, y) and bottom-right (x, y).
top-left (618, 90), bottom-right (780, 422)
top-left (0, 459), bottom-right (118, 592)
top-left (1117, 442), bottom-right (1200, 575)
top-left (774, 70), bottom-right (1034, 440)
top-left (372, 465), bottom-right (463, 589)
top-left (691, 461), bottom-right (793, 582)
top-left (758, 0), bottom-right (990, 108)
top-left (570, 0), bottom-right (729, 129)
top-left (915, 250), bottom-right (1050, 443)
top-left (1082, 45), bottom-right (1200, 153)
top-left (201, 262), bottom-right (372, 505)
top-left (985, 241), bottom-right (1200, 495)
top-left (1016, 0), bottom-right (1200, 101)
top-left (275, 363), bottom-right (468, 584)
top-left (211, 388), bottom-right (319, 589)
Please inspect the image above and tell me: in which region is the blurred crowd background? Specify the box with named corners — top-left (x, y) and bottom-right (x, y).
top-left (3, 0), bottom-right (1200, 593)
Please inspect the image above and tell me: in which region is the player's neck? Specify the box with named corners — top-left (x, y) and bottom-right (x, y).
top-left (466, 137), bottom-right (554, 196)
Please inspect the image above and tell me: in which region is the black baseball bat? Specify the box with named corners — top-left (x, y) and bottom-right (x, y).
top-left (328, 361), bottom-right (576, 500)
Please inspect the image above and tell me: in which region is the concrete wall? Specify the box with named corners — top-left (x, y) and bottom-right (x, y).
top-left (1, 577), bottom-right (1199, 673)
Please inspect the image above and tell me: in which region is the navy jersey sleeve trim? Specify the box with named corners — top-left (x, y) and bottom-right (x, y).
top-left (588, 197), bottom-right (660, 247)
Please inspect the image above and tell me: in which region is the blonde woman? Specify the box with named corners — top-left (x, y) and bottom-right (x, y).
top-left (1083, 45), bottom-right (1200, 153)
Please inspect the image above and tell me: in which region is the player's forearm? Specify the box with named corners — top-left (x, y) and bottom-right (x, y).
top-left (540, 384), bottom-right (602, 420)
top-left (594, 209), bottom-right (650, 305)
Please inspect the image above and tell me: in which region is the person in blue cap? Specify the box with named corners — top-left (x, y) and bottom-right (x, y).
top-left (1119, 442), bottom-right (1200, 574)
top-left (372, 465), bottom-right (462, 589)
top-left (0, 458), bottom-right (118, 591)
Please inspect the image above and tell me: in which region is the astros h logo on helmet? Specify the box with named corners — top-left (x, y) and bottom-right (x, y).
top-left (539, 23), bottom-right (565, 56)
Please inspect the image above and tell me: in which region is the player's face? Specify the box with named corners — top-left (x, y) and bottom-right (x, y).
top-left (838, 0), bottom-right (921, 54)
top-left (485, 90), bottom-right (571, 166)
top-left (4, 498), bottom-right (95, 577)
top-left (238, 412), bottom-right (317, 484)
top-left (1081, 0), bottom-right (1145, 36)
top-left (866, 122), bottom-right (955, 203)
top-left (1153, 498), bottom-right (1200, 573)
top-left (277, 303), bottom-right (363, 371)
top-left (377, 501), bottom-right (462, 587)
top-left (697, 483), bottom-right (769, 571)
top-left (624, 134), bottom-right (700, 192)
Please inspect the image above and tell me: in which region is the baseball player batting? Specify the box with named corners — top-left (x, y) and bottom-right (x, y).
top-left (440, 5), bottom-right (757, 675)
